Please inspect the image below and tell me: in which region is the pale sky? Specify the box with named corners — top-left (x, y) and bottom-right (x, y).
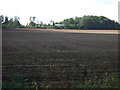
top-left (0, 0), bottom-right (119, 25)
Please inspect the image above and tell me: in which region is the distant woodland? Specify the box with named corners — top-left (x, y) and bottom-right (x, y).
top-left (1, 15), bottom-right (120, 30)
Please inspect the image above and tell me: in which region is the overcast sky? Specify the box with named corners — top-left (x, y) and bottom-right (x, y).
top-left (0, 0), bottom-right (119, 25)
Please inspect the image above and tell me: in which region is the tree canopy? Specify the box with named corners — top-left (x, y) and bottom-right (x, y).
top-left (2, 16), bottom-right (22, 28)
top-left (1, 15), bottom-right (120, 30)
top-left (60, 16), bottom-right (120, 30)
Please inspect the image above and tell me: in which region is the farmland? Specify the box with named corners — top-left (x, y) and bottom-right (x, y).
top-left (2, 28), bottom-right (119, 88)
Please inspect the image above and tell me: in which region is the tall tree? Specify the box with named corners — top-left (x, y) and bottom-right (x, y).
top-left (29, 16), bottom-right (36, 27)
top-left (13, 16), bottom-right (21, 27)
top-left (30, 16), bottom-right (36, 22)
top-left (4, 16), bottom-right (9, 25)
top-left (8, 18), bottom-right (13, 28)
top-left (50, 20), bottom-right (55, 28)
top-left (0, 15), bottom-right (4, 23)
top-left (62, 15), bottom-right (120, 30)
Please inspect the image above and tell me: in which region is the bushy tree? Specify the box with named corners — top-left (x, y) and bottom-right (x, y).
top-left (2, 15), bottom-right (120, 29)
top-left (13, 16), bottom-right (21, 28)
top-left (59, 15), bottom-right (120, 30)
top-left (29, 22), bottom-right (36, 27)
top-left (0, 15), bottom-right (4, 23)
top-left (2, 16), bottom-right (22, 28)
top-left (7, 18), bottom-right (14, 28)
top-left (29, 16), bottom-right (36, 28)
top-left (4, 16), bottom-right (9, 25)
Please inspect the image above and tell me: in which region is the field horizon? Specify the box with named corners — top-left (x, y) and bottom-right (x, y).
top-left (3, 28), bottom-right (120, 34)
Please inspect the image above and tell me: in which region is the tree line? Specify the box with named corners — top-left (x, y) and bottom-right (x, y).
top-left (1, 15), bottom-right (120, 30)
top-left (1, 16), bottom-right (23, 28)
top-left (57, 16), bottom-right (120, 30)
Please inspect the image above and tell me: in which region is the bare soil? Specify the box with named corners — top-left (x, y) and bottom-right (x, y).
top-left (2, 28), bottom-right (118, 88)
top-left (14, 28), bottom-right (120, 34)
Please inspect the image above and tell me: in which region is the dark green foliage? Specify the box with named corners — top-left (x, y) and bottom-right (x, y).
top-left (8, 18), bottom-right (14, 28)
top-left (29, 21), bottom-right (36, 28)
top-left (2, 15), bottom-right (120, 29)
top-left (63, 18), bottom-right (75, 29)
top-left (13, 19), bottom-right (21, 28)
top-left (2, 73), bottom-right (119, 89)
top-left (59, 15), bottom-right (120, 30)
top-left (4, 16), bottom-right (9, 25)
top-left (2, 16), bottom-right (22, 28)
top-left (2, 74), bottom-right (25, 89)
top-left (0, 15), bottom-right (4, 23)
top-left (77, 72), bottom-right (119, 88)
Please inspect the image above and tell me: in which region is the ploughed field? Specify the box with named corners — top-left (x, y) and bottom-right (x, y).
top-left (2, 29), bottom-right (118, 88)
